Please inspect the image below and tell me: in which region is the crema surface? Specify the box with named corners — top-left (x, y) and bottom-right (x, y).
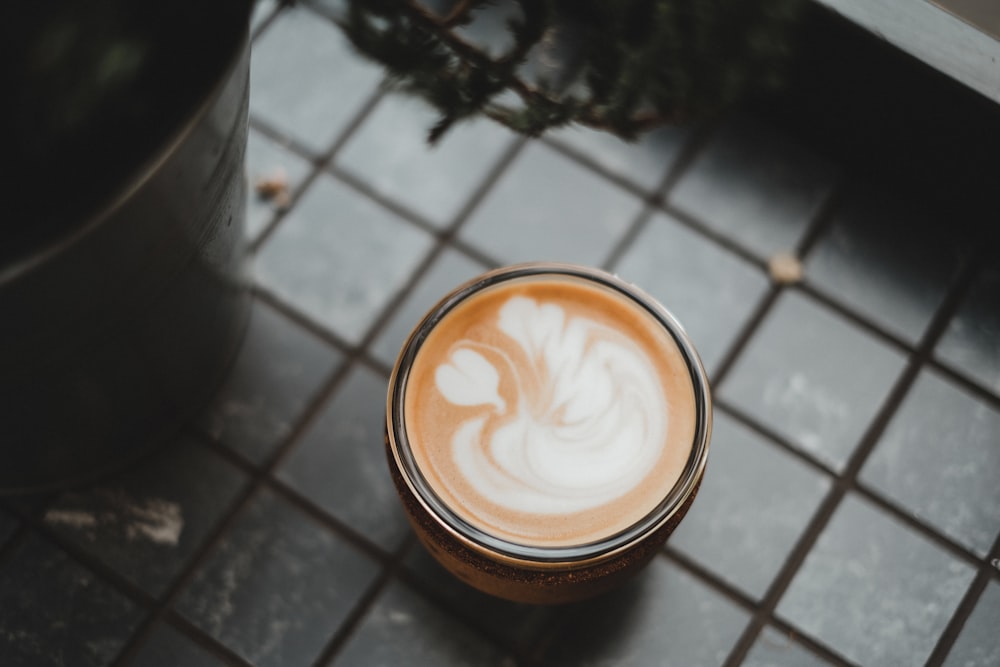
top-left (403, 276), bottom-right (697, 547)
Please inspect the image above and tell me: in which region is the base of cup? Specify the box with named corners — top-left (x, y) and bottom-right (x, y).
top-left (386, 436), bottom-right (702, 605)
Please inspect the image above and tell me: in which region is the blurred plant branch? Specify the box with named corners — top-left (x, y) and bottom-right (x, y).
top-left (342, 0), bottom-right (805, 142)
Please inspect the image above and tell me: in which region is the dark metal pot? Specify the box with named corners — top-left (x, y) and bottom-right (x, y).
top-left (0, 17), bottom-right (253, 493)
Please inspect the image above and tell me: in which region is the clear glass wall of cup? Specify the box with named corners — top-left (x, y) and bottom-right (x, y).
top-left (386, 263), bottom-right (712, 604)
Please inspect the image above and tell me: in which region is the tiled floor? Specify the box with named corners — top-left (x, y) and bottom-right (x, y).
top-left (2, 4), bottom-right (999, 666)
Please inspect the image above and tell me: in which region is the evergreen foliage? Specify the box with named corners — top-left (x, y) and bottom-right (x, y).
top-left (343, 0), bottom-right (805, 142)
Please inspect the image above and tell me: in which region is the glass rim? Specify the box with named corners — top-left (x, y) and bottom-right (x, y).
top-left (386, 262), bottom-right (712, 564)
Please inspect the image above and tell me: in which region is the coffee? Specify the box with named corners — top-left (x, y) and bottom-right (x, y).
top-left (387, 263), bottom-right (711, 603)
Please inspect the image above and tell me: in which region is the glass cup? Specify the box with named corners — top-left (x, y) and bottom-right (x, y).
top-left (386, 263), bottom-right (712, 604)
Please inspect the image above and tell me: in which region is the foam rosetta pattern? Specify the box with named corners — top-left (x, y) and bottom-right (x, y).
top-left (434, 296), bottom-right (669, 515)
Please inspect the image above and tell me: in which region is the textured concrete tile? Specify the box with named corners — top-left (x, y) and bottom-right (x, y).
top-left (0, 534), bottom-right (143, 667)
top-left (368, 247), bottom-right (488, 367)
top-left (401, 546), bottom-right (553, 652)
top-left (331, 581), bottom-right (515, 666)
top-left (669, 116), bottom-right (836, 258)
top-left (862, 368), bottom-right (1000, 557)
top-left (129, 622), bottom-right (225, 667)
top-left (777, 493), bottom-right (976, 666)
top-left (613, 212), bottom-right (770, 377)
top-left (459, 141), bottom-right (644, 266)
top-left (256, 173), bottom-right (435, 345)
top-left (336, 94), bottom-right (515, 229)
top-left (943, 579), bottom-right (1000, 667)
top-left (721, 291), bottom-right (907, 471)
top-left (936, 256), bottom-right (1000, 394)
top-left (549, 122), bottom-right (693, 193)
top-left (42, 436), bottom-right (248, 597)
top-left (538, 558), bottom-right (749, 666)
top-left (249, 7), bottom-right (383, 152)
top-left (805, 188), bottom-right (968, 344)
top-left (176, 489), bottom-right (380, 667)
top-left (199, 302), bottom-right (343, 464)
top-left (670, 413), bottom-right (832, 599)
top-left (245, 129), bottom-right (313, 242)
top-left (742, 625), bottom-right (835, 667)
top-left (278, 365), bottom-right (411, 551)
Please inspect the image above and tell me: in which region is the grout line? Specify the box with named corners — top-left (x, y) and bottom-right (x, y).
top-left (9, 515), bottom-right (159, 611)
top-left (108, 481), bottom-right (263, 666)
top-left (390, 561), bottom-right (542, 664)
top-left (187, 430), bottom-right (401, 567)
top-left (252, 287), bottom-right (356, 355)
top-left (925, 357), bottom-right (1000, 413)
top-left (540, 135), bottom-right (670, 203)
top-left (720, 239), bottom-right (986, 667)
top-left (162, 610), bottom-right (257, 666)
top-left (666, 539), bottom-right (859, 667)
top-left (707, 285), bottom-right (783, 388)
top-left (308, 535), bottom-right (417, 667)
top-left (794, 281), bottom-right (917, 354)
top-left (113, 347), bottom-right (361, 665)
top-left (925, 531), bottom-right (1000, 666)
top-left (602, 121), bottom-right (721, 272)
top-left (660, 547), bottom-right (758, 613)
top-left (715, 400), bottom-right (838, 478)
top-left (127, 134), bottom-right (528, 665)
top-left (709, 183), bottom-right (844, 389)
top-left (717, 399), bottom-right (990, 571)
top-left (249, 83), bottom-right (389, 254)
top-left (303, 135), bottom-right (527, 356)
top-left (662, 547), bottom-right (859, 667)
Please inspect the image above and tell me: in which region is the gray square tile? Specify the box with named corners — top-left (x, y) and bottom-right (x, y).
top-left (176, 488), bottom-right (380, 667)
top-left (669, 116), bottom-right (837, 258)
top-left (936, 257), bottom-right (1000, 394)
top-left (537, 558), bottom-right (749, 666)
top-left (369, 248), bottom-right (488, 367)
top-left (41, 436), bottom-right (248, 598)
top-left (459, 141), bottom-right (644, 266)
top-left (245, 129), bottom-right (314, 242)
top-left (613, 212), bottom-right (771, 377)
top-left (249, 7), bottom-right (383, 153)
top-left (256, 173), bottom-right (435, 345)
top-left (741, 625), bottom-right (834, 667)
top-left (861, 368), bottom-right (1000, 557)
top-left (200, 301), bottom-right (343, 464)
top-left (401, 545), bottom-right (553, 652)
top-left (278, 365), bottom-right (411, 551)
top-left (0, 534), bottom-right (144, 667)
top-left (129, 622), bottom-right (225, 667)
top-left (548, 122), bottom-right (693, 193)
top-left (336, 94), bottom-right (516, 229)
top-left (720, 291), bottom-right (907, 471)
top-left (943, 579), bottom-right (1000, 667)
top-left (777, 493), bottom-right (976, 666)
top-left (805, 189), bottom-right (969, 344)
top-left (670, 413), bottom-right (832, 600)
top-left (331, 580), bottom-right (515, 666)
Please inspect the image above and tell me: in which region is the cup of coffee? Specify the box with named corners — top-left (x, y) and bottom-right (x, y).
top-left (386, 263), bottom-right (711, 604)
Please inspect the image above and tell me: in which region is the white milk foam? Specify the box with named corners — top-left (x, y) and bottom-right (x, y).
top-left (433, 296), bottom-right (668, 515)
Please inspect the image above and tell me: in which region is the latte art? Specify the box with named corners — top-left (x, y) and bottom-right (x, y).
top-left (435, 296), bottom-right (668, 516)
top-left (401, 273), bottom-right (698, 547)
